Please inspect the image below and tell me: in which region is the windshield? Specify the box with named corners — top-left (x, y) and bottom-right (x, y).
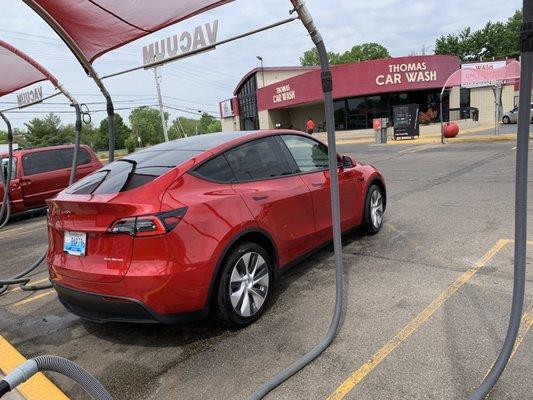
top-left (66, 149), bottom-right (201, 195)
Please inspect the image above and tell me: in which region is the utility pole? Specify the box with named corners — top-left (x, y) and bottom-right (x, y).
top-left (257, 56), bottom-right (265, 87)
top-left (153, 66), bottom-right (169, 142)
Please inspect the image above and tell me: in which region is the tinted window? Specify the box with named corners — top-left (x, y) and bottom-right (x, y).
top-left (194, 154), bottom-right (235, 182)
top-left (22, 147), bottom-right (92, 176)
top-left (225, 138), bottom-right (292, 181)
top-left (280, 135), bottom-right (329, 173)
top-left (61, 148), bottom-right (92, 167)
top-left (23, 150), bottom-right (64, 175)
top-left (67, 149), bottom-right (200, 194)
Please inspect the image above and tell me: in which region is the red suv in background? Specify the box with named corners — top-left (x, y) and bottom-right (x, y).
top-left (47, 131), bottom-right (386, 327)
top-left (1, 144), bottom-right (102, 216)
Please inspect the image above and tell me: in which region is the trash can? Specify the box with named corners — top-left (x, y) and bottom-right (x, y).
top-left (373, 118), bottom-right (388, 144)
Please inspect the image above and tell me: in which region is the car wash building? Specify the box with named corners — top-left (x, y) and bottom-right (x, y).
top-left (219, 55), bottom-right (518, 132)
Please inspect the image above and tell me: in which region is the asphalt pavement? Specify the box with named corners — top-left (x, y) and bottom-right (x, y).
top-left (0, 139), bottom-right (531, 400)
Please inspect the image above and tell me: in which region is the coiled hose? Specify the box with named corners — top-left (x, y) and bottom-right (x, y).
top-left (0, 355), bottom-right (113, 399)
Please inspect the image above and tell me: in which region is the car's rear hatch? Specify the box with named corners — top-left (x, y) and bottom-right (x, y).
top-left (47, 148), bottom-right (202, 283)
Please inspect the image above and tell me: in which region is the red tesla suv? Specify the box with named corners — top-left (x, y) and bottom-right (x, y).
top-left (47, 130), bottom-right (386, 327)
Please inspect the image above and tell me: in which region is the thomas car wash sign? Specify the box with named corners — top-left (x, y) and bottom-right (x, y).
top-left (273, 84), bottom-right (296, 104)
top-left (143, 20), bottom-right (219, 66)
top-left (376, 62), bottom-right (437, 86)
top-left (17, 86), bottom-right (43, 108)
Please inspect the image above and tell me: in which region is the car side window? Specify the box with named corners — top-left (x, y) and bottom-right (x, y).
top-left (194, 154), bottom-right (235, 183)
top-left (280, 135), bottom-right (329, 173)
top-left (60, 148), bottom-right (92, 167)
top-left (23, 149), bottom-right (65, 176)
top-left (225, 137), bottom-right (292, 181)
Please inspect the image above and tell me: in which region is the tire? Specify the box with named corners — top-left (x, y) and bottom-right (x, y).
top-left (502, 116), bottom-right (510, 124)
top-left (213, 242), bottom-right (273, 328)
top-left (362, 184), bottom-right (385, 235)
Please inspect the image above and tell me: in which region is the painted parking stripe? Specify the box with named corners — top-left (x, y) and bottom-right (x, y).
top-left (12, 291), bottom-right (55, 307)
top-left (0, 334), bottom-right (69, 400)
top-left (326, 239), bottom-right (510, 400)
top-left (0, 226), bottom-right (47, 241)
top-left (6, 278), bottom-right (50, 294)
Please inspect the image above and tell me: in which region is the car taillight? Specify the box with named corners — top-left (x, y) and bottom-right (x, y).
top-left (108, 207), bottom-right (187, 237)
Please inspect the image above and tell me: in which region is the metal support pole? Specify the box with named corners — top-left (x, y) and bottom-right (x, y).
top-left (69, 102), bottom-right (82, 185)
top-left (469, 1), bottom-right (530, 398)
top-left (154, 67), bottom-right (169, 142)
top-left (105, 94), bottom-right (115, 162)
top-left (0, 111), bottom-right (13, 229)
top-left (439, 91), bottom-right (445, 144)
top-left (249, 2), bottom-right (343, 398)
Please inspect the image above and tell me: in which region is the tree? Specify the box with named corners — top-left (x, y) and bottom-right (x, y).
top-left (199, 113), bottom-right (221, 134)
top-left (98, 114), bottom-right (131, 150)
top-left (129, 107), bottom-right (168, 146)
top-left (24, 113), bottom-right (75, 147)
top-left (300, 42), bottom-right (390, 66)
top-left (168, 117), bottom-right (198, 139)
top-left (435, 10), bottom-right (522, 61)
top-left (0, 130), bottom-right (6, 144)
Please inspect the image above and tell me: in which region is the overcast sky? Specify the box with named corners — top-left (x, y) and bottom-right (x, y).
top-left (0, 0), bottom-right (522, 129)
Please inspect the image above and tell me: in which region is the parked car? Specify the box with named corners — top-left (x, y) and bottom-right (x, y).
top-left (501, 105), bottom-right (533, 124)
top-left (47, 130), bottom-right (386, 327)
top-left (0, 144), bottom-right (102, 216)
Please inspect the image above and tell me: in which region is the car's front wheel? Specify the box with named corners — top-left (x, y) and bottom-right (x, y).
top-left (362, 184), bottom-right (384, 235)
top-left (213, 242), bottom-right (273, 327)
top-left (502, 116), bottom-right (511, 124)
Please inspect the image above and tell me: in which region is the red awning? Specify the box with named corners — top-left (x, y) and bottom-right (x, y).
top-left (27, 0), bottom-right (234, 63)
top-left (0, 39), bottom-right (58, 98)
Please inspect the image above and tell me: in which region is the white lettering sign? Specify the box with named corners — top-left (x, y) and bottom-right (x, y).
top-left (461, 61), bottom-right (507, 88)
top-left (17, 86), bottom-right (43, 108)
top-left (273, 84), bottom-right (296, 104)
top-left (143, 20), bottom-right (219, 66)
top-left (375, 62), bottom-right (437, 86)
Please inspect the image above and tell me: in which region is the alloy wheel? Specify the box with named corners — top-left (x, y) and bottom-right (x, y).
top-left (370, 189), bottom-right (384, 229)
top-left (229, 252), bottom-right (269, 317)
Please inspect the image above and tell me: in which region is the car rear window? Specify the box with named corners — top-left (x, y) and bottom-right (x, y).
top-left (66, 149), bottom-right (200, 194)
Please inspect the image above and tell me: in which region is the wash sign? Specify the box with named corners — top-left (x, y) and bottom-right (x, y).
top-left (143, 20), bottom-right (219, 66)
top-left (17, 86), bottom-right (43, 108)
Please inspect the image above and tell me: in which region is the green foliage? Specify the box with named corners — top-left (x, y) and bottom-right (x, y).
top-left (0, 130), bottom-right (6, 144)
top-left (129, 107), bottom-right (169, 146)
top-left (97, 114), bottom-right (131, 151)
top-left (435, 10), bottom-right (522, 61)
top-left (124, 134), bottom-right (137, 153)
top-left (300, 42), bottom-right (390, 66)
top-left (168, 113), bottom-right (221, 139)
top-left (24, 113), bottom-right (75, 147)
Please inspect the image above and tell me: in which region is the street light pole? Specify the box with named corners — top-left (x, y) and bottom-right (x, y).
top-left (257, 56), bottom-right (265, 87)
top-left (154, 66), bottom-right (169, 142)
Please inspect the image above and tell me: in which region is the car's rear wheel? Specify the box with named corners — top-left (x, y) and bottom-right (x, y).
top-left (213, 242), bottom-right (273, 327)
top-left (502, 116), bottom-right (511, 124)
top-left (362, 184), bottom-right (384, 235)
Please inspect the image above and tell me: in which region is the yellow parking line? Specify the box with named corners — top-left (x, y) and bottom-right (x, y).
top-left (326, 239), bottom-right (510, 400)
top-left (0, 334), bottom-right (69, 399)
top-left (6, 278), bottom-right (50, 294)
top-left (0, 226), bottom-right (47, 240)
top-left (510, 303), bottom-right (533, 360)
top-left (13, 290), bottom-right (55, 307)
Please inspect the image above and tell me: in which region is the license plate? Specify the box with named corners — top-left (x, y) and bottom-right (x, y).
top-left (64, 231), bottom-right (87, 256)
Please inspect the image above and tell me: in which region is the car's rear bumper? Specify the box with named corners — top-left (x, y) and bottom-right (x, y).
top-left (54, 283), bottom-right (208, 324)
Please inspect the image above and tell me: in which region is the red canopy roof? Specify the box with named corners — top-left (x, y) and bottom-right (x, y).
top-left (0, 39), bottom-right (58, 98)
top-left (27, 0), bottom-right (234, 63)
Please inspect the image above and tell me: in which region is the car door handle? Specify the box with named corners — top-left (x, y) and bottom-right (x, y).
top-left (311, 183), bottom-right (323, 187)
top-left (21, 178), bottom-right (31, 186)
top-left (253, 196), bottom-right (268, 201)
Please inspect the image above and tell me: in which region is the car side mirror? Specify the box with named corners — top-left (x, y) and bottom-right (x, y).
top-left (340, 155), bottom-right (355, 169)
